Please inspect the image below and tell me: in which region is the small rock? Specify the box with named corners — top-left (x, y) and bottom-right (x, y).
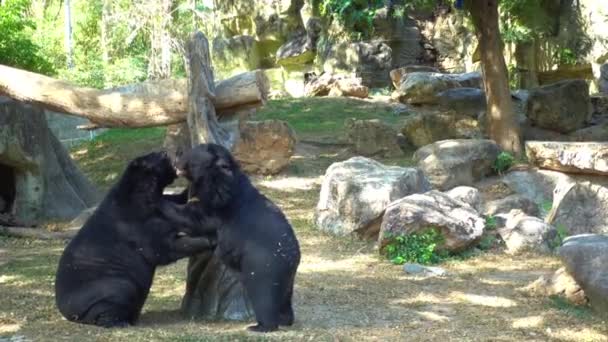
top-left (403, 263), bottom-right (448, 277)
top-left (498, 209), bottom-right (557, 254)
top-left (523, 267), bottom-right (587, 306)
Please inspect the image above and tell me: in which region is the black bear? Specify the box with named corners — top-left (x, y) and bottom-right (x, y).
top-left (165, 143), bottom-right (301, 332)
top-left (55, 151), bottom-right (216, 328)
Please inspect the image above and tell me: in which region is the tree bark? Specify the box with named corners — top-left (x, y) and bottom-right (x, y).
top-left (467, 0), bottom-right (523, 157)
top-left (180, 31), bottom-right (254, 321)
top-left (0, 64), bottom-right (269, 128)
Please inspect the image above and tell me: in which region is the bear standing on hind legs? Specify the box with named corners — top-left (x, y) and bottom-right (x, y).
top-left (55, 151), bottom-right (217, 328)
top-left (165, 143), bottom-right (301, 332)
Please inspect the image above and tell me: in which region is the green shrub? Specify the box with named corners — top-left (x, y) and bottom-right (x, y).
top-left (383, 228), bottom-right (448, 265)
top-left (548, 224), bottom-right (569, 250)
top-left (485, 216), bottom-right (498, 231)
top-left (493, 152), bottom-right (515, 174)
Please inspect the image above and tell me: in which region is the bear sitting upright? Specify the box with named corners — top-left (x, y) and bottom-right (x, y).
top-left (55, 151), bottom-right (216, 328)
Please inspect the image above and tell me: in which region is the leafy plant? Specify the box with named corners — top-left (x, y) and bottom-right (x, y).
top-left (478, 234), bottom-right (497, 251)
top-left (383, 228), bottom-right (448, 265)
top-left (318, 0), bottom-right (384, 39)
top-left (548, 224), bottom-right (569, 250)
top-left (485, 216), bottom-right (498, 231)
top-left (557, 48), bottom-right (578, 66)
top-left (493, 152), bottom-right (515, 174)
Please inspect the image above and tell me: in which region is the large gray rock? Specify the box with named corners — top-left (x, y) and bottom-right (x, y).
top-left (437, 87), bottom-right (486, 118)
top-left (498, 209), bottom-right (556, 254)
top-left (345, 119), bottom-right (403, 157)
top-left (379, 190), bottom-right (485, 252)
top-left (483, 194), bottom-right (540, 217)
top-left (392, 72), bottom-right (481, 105)
top-left (568, 122), bottom-right (608, 142)
top-left (212, 35), bottom-right (261, 78)
top-left (502, 169), bottom-right (570, 204)
top-left (599, 63), bottom-right (608, 94)
top-left (315, 157), bottom-right (430, 237)
top-left (401, 112), bottom-right (481, 148)
top-left (232, 120), bottom-right (296, 175)
top-left (444, 186), bottom-right (481, 212)
top-left (414, 139), bottom-right (501, 191)
top-left (558, 234), bottom-right (608, 317)
top-left (389, 65), bottom-right (440, 88)
top-left (526, 141), bottom-right (608, 176)
top-left (526, 80), bottom-right (591, 133)
top-left (547, 178), bottom-right (608, 235)
top-left (276, 33), bottom-right (315, 67)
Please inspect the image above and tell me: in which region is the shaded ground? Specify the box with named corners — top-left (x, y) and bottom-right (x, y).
top-left (1, 97), bottom-right (607, 341)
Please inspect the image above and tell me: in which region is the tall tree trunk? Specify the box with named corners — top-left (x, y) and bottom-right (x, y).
top-left (148, 0), bottom-right (173, 80)
top-left (180, 31), bottom-right (253, 321)
top-left (100, 0), bottom-right (111, 66)
top-left (64, 0), bottom-right (74, 69)
top-left (467, 0), bottom-right (523, 157)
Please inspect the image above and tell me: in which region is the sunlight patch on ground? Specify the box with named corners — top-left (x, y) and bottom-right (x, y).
top-left (512, 315), bottom-right (544, 328)
top-left (452, 292), bottom-right (518, 308)
top-left (0, 275), bottom-right (18, 284)
top-left (415, 310), bottom-right (450, 322)
top-left (255, 176), bottom-right (322, 191)
top-left (392, 292), bottom-right (455, 306)
top-left (298, 253), bottom-right (375, 274)
top-left (547, 327), bottom-right (608, 341)
top-left (0, 323), bottom-right (21, 334)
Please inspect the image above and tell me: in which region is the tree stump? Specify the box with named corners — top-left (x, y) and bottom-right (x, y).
top-left (0, 97), bottom-right (99, 226)
top-left (180, 31), bottom-right (254, 321)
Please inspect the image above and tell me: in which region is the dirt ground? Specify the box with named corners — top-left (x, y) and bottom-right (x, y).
top-left (1, 143), bottom-right (607, 342)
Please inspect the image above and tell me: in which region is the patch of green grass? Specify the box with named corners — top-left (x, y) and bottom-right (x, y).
top-left (383, 228), bottom-right (448, 265)
top-left (548, 224), bottom-right (569, 250)
top-left (485, 216), bottom-right (498, 231)
top-left (254, 97), bottom-right (398, 140)
top-left (70, 127), bottom-right (166, 190)
top-left (549, 295), bottom-right (593, 320)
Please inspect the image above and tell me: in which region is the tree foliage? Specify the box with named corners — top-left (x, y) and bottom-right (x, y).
top-left (0, 0), bottom-right (54, 74)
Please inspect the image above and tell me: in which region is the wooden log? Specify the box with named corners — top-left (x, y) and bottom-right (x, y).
top-left (0, 64), bottom-right (268, 128)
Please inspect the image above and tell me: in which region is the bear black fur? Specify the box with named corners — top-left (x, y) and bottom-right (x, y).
top-left (55, 151), bottom-right (216, 328)
top-left (166, 143), bottom-right (301, 332)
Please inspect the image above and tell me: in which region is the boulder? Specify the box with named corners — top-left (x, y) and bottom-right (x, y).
top-left (523, 267), bottom-right (587, 306)
top-left (483, 194), bottom-right (540, 217)
top-left (414, 139), bottom-right (501, 191)
top-left (568, 122), bottom-right (608, 142)
top-left (276, 34), bottom-right (315, 67)
top-left (389, 65), bottom-right (440, 88)
top-left (321, 40), bottom-right (393, 88)
top-left (212, 35), bottom-right (261, 78)
top-left (526, 80), bottom-right (591, 133)
top-left (328, 78), bottom-right (369, 99)
top-left (392, 72), bottom-right (482, 105)
top-left (526, 141), bottom-right (608, 176)
top-left (547, 178), bottom-right (608, 235)
top-left (304, 73), bottom-right (368, 98)
top-left (400, 112), bottom-right (481, 148)
top-left (599, 63), bottom-right (608, 94)
top-left (232, 120), bottom-right (296, 175)
top-left (379, 190), bottom-right (485, 252)
top-left (502, 169), bottom-right (570, 204)
top-left (444, 186), bottom-right (481, 212)
top-left (315, 157), bottom-right (430, 237)
top-left (558, 234), bottom-right (608, 317)
top-left (497, 209), bottom-right (557, 254)
top-left (437, 87), bottom-right (486, 118)
top-left (345, 119), bottom-right (403, 157)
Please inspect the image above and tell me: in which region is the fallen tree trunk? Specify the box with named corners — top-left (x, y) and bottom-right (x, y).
top-left (0, 64), bottom-right (269, 128)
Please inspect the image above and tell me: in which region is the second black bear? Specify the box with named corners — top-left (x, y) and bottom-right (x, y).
top-left (165, 143), bottom-right (301, 332)
top-left (55, 151), bottom-right (216, 328)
